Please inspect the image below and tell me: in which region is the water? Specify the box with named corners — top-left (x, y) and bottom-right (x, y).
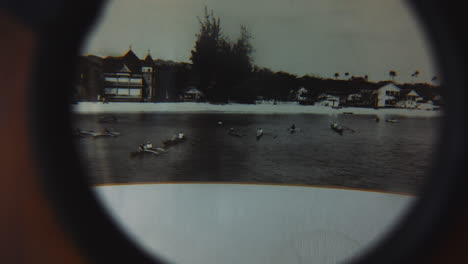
top-left (74, 113), bottom-right (440, 194)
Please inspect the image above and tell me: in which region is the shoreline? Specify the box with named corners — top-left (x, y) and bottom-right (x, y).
top-left (72, 102), bottom-right (443, 117)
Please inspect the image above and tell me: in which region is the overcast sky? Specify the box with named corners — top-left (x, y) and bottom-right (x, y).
top-left (83, 0), bottom-right (438, 83)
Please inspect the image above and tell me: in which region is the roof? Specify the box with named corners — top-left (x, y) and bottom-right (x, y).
top-left (142, 54), bottom-right (156, 67)
top-left (103, 49), bottom-right (143, 73)
top-left (185, 87), bottom-right (204, 95)
top-left (103, 57), bottom-right (125, 73)
top-left (399, 89), bottom-right (421, 97)
top-left (378, 83), bottom-right (401, 91)
top-left (122, 49), bottom-right (143, 72)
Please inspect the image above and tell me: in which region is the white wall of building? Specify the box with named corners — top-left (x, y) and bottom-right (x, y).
top-left (416, 100), bottom-right (437, 110)
top-left (375, 83), bottom-right (401, 108)
top-left (129, 88), bottom-right (141, 96)
top-left (317, 94), bottom-right (340, 107)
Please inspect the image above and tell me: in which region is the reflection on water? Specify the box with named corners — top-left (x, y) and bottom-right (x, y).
top-left (75, 113), bottom-right (439, 194)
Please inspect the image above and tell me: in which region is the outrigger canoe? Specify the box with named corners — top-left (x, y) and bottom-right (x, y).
top-left (228, 131), bottom-right (245, 137)
top-left (385, 119), bottom-right (399, 123)
top-left (330, 123), bottom-right (344, 135)
top-left (94, 131), bottom-right (120, 137)
top-left (163, 137), bottom-right (186, 147)
top-left (74, 130), bottom-right (120, 138)
top-left (288, 128), bottom-right (301, 134)
top-left (256, 130), bottom-right (264, 140)
top-left (130, 147), bottom-right (166, 157)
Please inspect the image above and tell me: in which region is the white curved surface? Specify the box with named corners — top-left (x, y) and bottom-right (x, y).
top-left (94, 184), bottom-right (413, 264)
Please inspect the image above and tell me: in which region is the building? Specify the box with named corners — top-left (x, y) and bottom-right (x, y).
top-left (101, 49), bottom-right (157, 102)
top-left (75, 55), bottom-right (103, 101)
top-left (295, 87), bottom-right (308, 101)
top-left (416, 100), bottom-right (438, 110)
top-left (141, 53), bottom-right (157, 100)
top-left (344, 88), bottom-right (375, 107)
top-left (183, 87), bottom-right (205, 102)
top-left (396, 89), bottom-right (423, 109)
top-left (374, 83), bottom-right (401, 108)
top-left (316, 94), bottom-right (340, 107)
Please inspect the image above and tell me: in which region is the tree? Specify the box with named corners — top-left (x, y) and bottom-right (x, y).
top-left (364, 75), bottom-right (368, 81)
top-left (190, 7), bottom-right (254, 102)
top-left (334, 72), bottom-right (340, 79)
top-left (411, 70), bottom-right (420, 82)
top-left (344, 72), bottom-right (349, 77)
top-left (229, 25), bottom-right (254, 102)
top-left (190, 7), bottom-right (225, 101)
top-left (431, 76), bottom-right (438, 81)
top-left (389, 70), bottom-right (397, 80)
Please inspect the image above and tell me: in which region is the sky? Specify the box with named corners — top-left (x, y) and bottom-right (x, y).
top-left (83, 0), bottom-right (438, 83)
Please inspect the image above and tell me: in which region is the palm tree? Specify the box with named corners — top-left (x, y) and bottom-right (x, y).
top-left (411, 70), bottom-right (420, 78)
top-left (334, 72), bottom-right (340, 79)
top-left (389, 70), bottom-right (397, 80)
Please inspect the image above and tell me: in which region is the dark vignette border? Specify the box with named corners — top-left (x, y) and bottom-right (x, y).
top-left (351, 0), bottom-right (468, 263)
top-left (1, 0), bottom-right (465, 263)
top-left (11, 1), bottom-right (165, 263)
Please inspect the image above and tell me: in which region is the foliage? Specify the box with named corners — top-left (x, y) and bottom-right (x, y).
top-left (190, 7), bottom-right (254, 102)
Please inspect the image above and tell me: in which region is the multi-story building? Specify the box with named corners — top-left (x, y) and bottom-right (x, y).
top-left (101, 49), bottom-right (157, 102)
top-left (396, 89), bottom-right (423, 108)
top-left (373, 83), bottom-right (401, 107)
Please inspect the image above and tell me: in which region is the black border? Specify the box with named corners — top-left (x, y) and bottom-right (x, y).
top-left (2, 0), bottom-right (466, 263)
top-left (21, 1), bottom-right (166, 263)
top-left (351, 0), bottom-right (468, 263)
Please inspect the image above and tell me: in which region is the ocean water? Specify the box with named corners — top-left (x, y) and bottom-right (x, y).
top-left (74, 113), bottom-right (440, 194)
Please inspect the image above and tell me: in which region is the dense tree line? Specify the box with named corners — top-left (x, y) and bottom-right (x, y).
top-left (190, 7), bottom-right (254, 103)
top-left (184, 7), bottom-right (441, 104)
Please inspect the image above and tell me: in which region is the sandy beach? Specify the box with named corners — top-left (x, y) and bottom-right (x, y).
top-left (73, 102), bottom-right (442, 117)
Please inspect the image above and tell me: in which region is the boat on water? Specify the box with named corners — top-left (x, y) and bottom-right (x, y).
top-left (256, 129), bottom-right (264, 140)
top-left (130, 149), bottom-right (163, 157)
top-left (163, 137), bottom-right (186, 147)
top-left (288, 124), bottom-right (300, 134)
top-left (330, 122), bottom-right (344, 135)
top-left (74, 129), bottom-right (120, 138)
top-left (288, 128), bottom-right (301, 134)
top-left (228, 128), bottom-right (244, 137)
top-left (343, 112), bottom-right (353, 115)
top-left (95, 130), bottom-right (120, 137)
top-left (130, 145), bottom-right (166, 157)
top-left (385, 119), bottom-right (399, 123)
